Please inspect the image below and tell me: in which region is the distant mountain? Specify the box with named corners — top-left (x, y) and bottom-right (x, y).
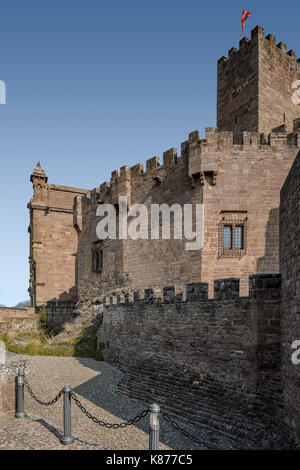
top-left (0, 300), bottom-right (31, 309)
top-left (12, 300), bottom-right (31, 309)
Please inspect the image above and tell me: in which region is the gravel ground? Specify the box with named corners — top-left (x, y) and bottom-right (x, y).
top-left (0, 356), bottom-right (205, 450)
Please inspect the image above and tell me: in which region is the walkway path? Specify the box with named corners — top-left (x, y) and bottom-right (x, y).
top-left (0, 356), bottom-right (204, 450)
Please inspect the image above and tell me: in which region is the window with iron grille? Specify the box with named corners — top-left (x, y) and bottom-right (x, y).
top-left (234, 225), bottom-right (243, 249)
top-left (223, 226), bottom-right (232, 249)
top-left (218, 215), bottom-right (247, 258)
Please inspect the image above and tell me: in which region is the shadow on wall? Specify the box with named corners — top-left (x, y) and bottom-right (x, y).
top-left (46, 285), bottom-right (77, 303)
top-left (72, 357), bottom-right (206, 450)
top-left (256, 207), bottom-right (280, 274)
top-left (44, 286), bottom-right (78, 332)
top-left (34, 246), bottom-right (79, 307)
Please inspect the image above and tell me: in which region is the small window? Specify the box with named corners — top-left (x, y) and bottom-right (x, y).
top-left (223, 226), bottom-right (232, 249)
top-left (92, 244), bottom-right (103, 273)
top-left (218, 216), bottom-right (247, 258)
top-left (235, 226), bottom-right (243, 249)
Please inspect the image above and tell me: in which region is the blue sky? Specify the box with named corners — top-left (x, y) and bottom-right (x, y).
top-left (0, 0), bottom-right (299, 306)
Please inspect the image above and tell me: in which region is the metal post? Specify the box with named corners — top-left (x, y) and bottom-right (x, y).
top-left (15, 370), bottom-right (26, 419)
top-left (149, 403), bottom-right (160, 450)
top-left (59, 386), bottom-right (74, 445)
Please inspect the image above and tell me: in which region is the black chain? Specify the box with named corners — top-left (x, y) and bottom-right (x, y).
top-left (23, 375), bottom-right (217, 448)
top-left (24, 376), bottom-right (64, 406)
top-left (71, 392), bottom-right (149, 429)
top-left (162, 412), bottom-right (218, 450)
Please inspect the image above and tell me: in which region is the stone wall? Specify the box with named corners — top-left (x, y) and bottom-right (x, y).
top-left (217, 27), bottom-right (259, 142)
top-left (0, 307), bottom-right (38, 336)
top-left (45, 301), bottom-right (77, 331)
top-left (188, 128), bottom-right (299, 296)
top-left (0, 353), bottom-right (29, 413)
top-left (77, 146), bottom-right (202, 301)
top-left (280, 152), bottom-right (300, 439)
top-left (97, 274), bottom-right (296, 448)
top-left (259, 28), bottom-right (300, 138)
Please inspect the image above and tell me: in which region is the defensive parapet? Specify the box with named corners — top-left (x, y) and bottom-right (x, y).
top-left (101, 273), bottom-right (281, 306)
top-left (83, 119), bottom-right (300, 207)
top-left (188, 125), bottom-right (300, 180)
top-left (218, 25), bottom-right (300, 67)
top-left (82, 145), bottom-right (184, 207)
top-left (190, 124), bottom-right (300, 153)
top-left (98, 272), bottom-right (283, 445)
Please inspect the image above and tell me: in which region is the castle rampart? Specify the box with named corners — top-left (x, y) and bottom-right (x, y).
top-left (96, 273), bottom-right (296, 449)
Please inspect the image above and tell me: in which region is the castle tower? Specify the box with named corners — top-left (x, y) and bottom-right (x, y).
top-left (217, 25), bottom-right (300, 143)
top-left (28, 163), bottom-right (89, 312)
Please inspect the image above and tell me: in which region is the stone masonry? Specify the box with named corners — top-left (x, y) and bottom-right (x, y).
top-left (28, 163), bottom-right (89, 308)
top-left (78, 126), bottom-right (299, 302)
top-left (0, 307), bottom-right (38, 337)
top-left (96, 274), bottom-right (298, 449)
top-left (280, 151), bottom-right (300, 439)
top-left (218, 25), bottom-right (300, 143)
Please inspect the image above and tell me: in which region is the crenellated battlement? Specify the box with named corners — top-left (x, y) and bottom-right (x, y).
top-left (100, 274), bottom-right (281, 307)
top-left (82, 120), bottom-right (300, 205)
top-left (82, 145), bottom-right (184, 205)
top-left (218, 25), bottom-right (300, 66)
top-left (98, 270), bottom-right (286, 446)
top-left (189, 124), bottom-right (300, 155)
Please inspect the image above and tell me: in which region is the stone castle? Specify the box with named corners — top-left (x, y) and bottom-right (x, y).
top-left (22, 25), bottom-right (300, 447)
top-left (28, 24), bottom-right (300, 312)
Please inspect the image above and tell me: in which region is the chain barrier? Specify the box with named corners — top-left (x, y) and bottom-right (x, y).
top-left (24, 376), bottom-right (64, 406)
top-left (71, 392), bottom-right (149, 429)
top-left (20, 371), bottom-right (216, 450)
top-left (161, 412), bottom-right (218, 450)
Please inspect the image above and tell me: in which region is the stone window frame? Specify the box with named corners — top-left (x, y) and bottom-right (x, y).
top-left (91, 242), bottom-right (103, 273)
top-left (218, 214), bottom-right (248, 259)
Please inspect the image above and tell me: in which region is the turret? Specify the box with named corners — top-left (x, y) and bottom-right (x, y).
top-left (30, 162), bottom-right (48, 203)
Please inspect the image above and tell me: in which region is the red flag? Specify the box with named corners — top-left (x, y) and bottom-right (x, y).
top-left (241, 10), bottom-right (252, 33)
